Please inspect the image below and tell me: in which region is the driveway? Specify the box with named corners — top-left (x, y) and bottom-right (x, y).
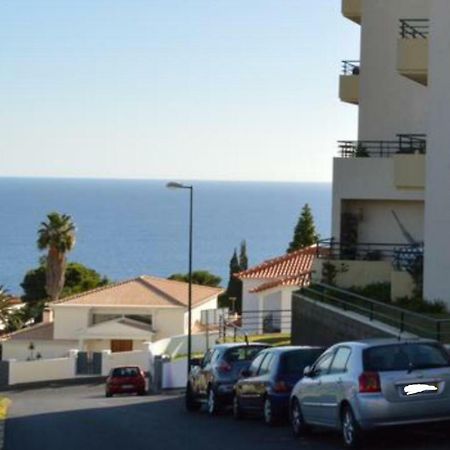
top-left (4, 383), bottom-right (450, 450)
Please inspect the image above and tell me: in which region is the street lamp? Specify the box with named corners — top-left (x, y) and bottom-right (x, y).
top-left (166, 181), bottom-right (193, 376)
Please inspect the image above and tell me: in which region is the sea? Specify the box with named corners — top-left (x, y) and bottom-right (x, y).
top-left (0, 178), bottom-right (331, 295)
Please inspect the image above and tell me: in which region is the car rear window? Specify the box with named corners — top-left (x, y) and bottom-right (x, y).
top-left (224, 346), bottom-right (265, 363)
top-left (281, 349), bottom-right (324, 375)
top-left (112, 367), bottom-right (140, 377)
top-left (363, 343), bottom-right (450, 372)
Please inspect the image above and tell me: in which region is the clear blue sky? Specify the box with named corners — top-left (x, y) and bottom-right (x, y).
top-left (0, 0), bottom-right (359, 182)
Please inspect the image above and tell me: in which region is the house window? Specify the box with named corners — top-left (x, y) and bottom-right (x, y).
top-left (91, 313), bottom-right (153, 327)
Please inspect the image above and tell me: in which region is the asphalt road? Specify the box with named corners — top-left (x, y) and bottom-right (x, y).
top-left (4, 384), bottom-right (450, 450)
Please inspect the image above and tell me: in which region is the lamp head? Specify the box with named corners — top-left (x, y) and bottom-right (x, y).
top-left (166, 181), bottom-right (192, 190)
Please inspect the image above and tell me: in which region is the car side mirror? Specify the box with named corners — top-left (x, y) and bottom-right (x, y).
top-left (190, 357), bottom-right (203, 367)
top-left (240, 369), bottom-right (252, 378)
top-left (303, 366), bottom-right (313, 378)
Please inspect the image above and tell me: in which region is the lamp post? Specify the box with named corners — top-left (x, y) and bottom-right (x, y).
top-left (167, 181), bottom-right (193, 376)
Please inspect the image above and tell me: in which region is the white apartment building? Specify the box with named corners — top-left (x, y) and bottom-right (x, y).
top-left (326, 0), bottom-right (450, 306)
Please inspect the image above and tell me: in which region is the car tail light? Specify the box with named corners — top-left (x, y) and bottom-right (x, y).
top-left (216, 361), bottom-right (232, 373)
top-left (359, 372), bottom-right (381, 393)
top-left (273, 380), bottom-right (290, 393)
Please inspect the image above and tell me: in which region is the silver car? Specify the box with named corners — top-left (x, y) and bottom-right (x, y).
top-left (290, 338), bottom-right (450, 448)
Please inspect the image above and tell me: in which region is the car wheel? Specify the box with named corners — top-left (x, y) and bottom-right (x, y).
top-left (290, 398), bottom-right (310, 437)
top-left (341, 405), bottom-right (363, 449)
top-left (105, 391), bottom-right (112, 398)
top-left (233, 395), bottom-right (244, 420)
top-left (138, 390), bottom-right (146, 396)
top-left (207, 387), bottom-right (219, 416)
top-left (185, 383), bottom-right (201, 412)
top-left (263, 397), bottom-right (276, 426)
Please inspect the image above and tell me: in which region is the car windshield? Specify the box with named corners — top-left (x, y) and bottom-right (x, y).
top-left (112, 367), bottom-right (140, 377)
top-left (363, 343), bottom-right (450, 372)
top-left (281, 349), bottom-right (324, 375)
top-left (224, 346), bottom-right (265, 363)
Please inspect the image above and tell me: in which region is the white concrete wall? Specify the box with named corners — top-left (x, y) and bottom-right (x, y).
top-left (148, 332), bottom-right (220, 358)
top-left (423, 0), bottom-right (450, 306)
top-left (53, 306), bottom-right (90, 340)
top-left (8, 355), bottom-right (77, 385)
top-left (186, 296), bottom-right (218, 333)
top-left (359, 0), bottom-right (429, 140)
top-left (332, 158), bottom-right (425, 240)
top-left (153, 308), bottom-right (185, 341)
top-left (101, 350), bottom-right (150, 376)
top-left (342, 199), bottom-right (424, 244)
top-left (2, 340), bottom-right (77, 362)
top-left (242, 279), bottom-right (270, 332)
top-left (162, 359), bottom-right (187, 389)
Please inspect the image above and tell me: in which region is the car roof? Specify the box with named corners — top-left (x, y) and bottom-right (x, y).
top-left (213, 342), bottom-right (269, 350)
top-left (261, 345), bottom-right (324, 354)
top-left (333, 338), bottom-right (438, 349)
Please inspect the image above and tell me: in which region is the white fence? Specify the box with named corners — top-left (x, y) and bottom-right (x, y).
top-left (8, 354), bottom-right (77, 385)
top-left (101, 350), bottom-right (150, 376)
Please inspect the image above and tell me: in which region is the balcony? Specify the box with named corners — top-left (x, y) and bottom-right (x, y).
top-left (339, 60), bottom-right (360, 105)
top-left (397, 19), bottom-right (429, 86)
top-left (337, 136), bottom-right (426, 190)
top-left (338, 135), bottom-right (426, 158)
top-left (342, 0), bottom-right (362, 24)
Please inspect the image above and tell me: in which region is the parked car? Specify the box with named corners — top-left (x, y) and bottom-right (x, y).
top-left (290, 338), bottom-right (450, 448)
top-left (105, 366), bottom-right (146, 397)
top-left (233, 346), bottom-right (325, 425)
top-left (185, 343), bottom-right (270, 414)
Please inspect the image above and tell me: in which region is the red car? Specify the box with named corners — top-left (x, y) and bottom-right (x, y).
top-left (105, 366), bottom-right (146, 397)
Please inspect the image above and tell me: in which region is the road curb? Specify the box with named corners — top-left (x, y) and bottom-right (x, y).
top-left (0, 398), bottom-right (11, 450)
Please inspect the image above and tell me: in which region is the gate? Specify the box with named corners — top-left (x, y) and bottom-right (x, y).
top-left (76, 352), bottom-right (102, 375)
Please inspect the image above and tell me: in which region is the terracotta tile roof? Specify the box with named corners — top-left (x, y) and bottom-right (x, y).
top-left (54, 275), bottom-right (223, 308)
top-left (249, 272), bottom-right (312, 294)
top-left (2, 322), bottom-right (54, 341)
top-left (235, 246), bottom-right (317, 280)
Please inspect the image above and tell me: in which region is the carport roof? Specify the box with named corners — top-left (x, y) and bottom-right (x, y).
top-left (3, 322), bottom-right (54, 341)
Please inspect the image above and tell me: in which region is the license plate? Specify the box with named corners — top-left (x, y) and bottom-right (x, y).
top-left (402, 383), bottom-right (438, 396)
top-left (122, 384), bottom-right (134, 389)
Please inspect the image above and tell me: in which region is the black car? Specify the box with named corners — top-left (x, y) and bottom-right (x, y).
top-left (185, 343), bottom-right (269, 414)
top-left (233, 346), bottom-right (325, 425)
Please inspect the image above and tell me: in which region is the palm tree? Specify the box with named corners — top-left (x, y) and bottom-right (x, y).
top-left (0, 285), bottom-right (12, 330)
top-left (37, 212), bottom-right (76, 302)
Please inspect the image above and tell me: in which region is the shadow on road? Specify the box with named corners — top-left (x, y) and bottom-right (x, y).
top-left (5, 393), bottom-right (450, 450)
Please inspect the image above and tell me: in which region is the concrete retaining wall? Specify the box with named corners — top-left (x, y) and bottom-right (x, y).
top-left (291, 293), bottom-right (392, 347)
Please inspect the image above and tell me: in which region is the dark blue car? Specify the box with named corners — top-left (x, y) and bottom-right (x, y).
top-left (233, 346), bottom-right (324, 425)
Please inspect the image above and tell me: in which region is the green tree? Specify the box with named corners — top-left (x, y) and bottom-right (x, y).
top-left (219, 249), bottom-right (243, 312)
top-left (21, 262), bottom-right (109, 303)
top-left (287, 203), bottom-right (318, 253)
top-left (168, 270), bottom-right (221, 287)
top-left (37, 212), bottom-right (76, 302)
top-left (239, 240), bottom-right (248, 271)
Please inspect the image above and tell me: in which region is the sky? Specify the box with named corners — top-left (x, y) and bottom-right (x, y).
top-left (0, 0), bottom-right (360, 182)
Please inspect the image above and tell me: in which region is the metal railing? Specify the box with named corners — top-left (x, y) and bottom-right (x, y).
top-left (342, 60), bottom-right (360, 76)
top-left (296, 283), bottom-right (450, 343)
top-left (400, 19), bottom-right (430, 39)
top-left (339, 134), bottom-right (426, 158)
top-left (215, 309), bottom-right (292, 343)
top-left (316, 238), bottom-right (423, 268)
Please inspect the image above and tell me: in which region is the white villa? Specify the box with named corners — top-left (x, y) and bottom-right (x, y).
top-left (1, 275), bottom-right (223, 361)
top-left (236, 247), bottom-right (315, 333)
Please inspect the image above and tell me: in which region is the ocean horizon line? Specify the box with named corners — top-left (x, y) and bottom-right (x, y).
top-left (0, 175), bottom-right (331, 185)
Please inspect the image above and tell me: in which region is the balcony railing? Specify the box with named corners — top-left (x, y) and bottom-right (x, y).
top-left (342, 60), bottom-right (360, 76)
top-left (316, 238), bottom-right (423, 271)
top-left (339, 134), bottom-right (426, 158)
top-left (399, 19), bottom-right (430, 39)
